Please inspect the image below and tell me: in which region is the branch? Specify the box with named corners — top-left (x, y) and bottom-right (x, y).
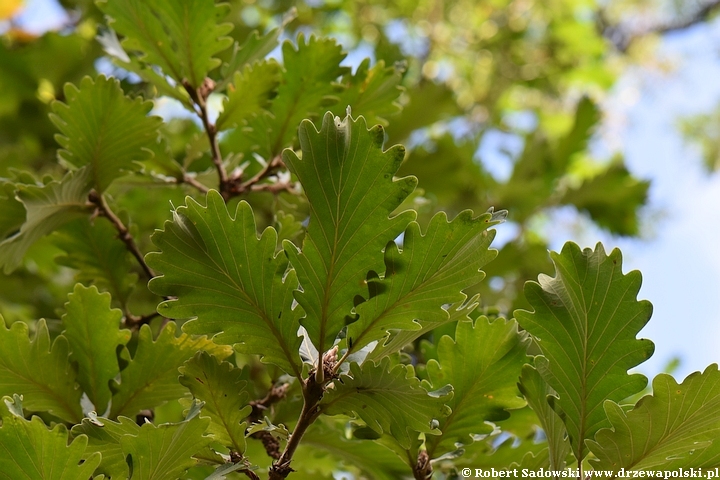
top-left (183, 78), bottom-right (230, 199)
top-left (89, 190), bottom-right (155, 280)
top-left (268, 348), bottom-right (339, 479)
top-left (601, 0), bottom-right (720, 52)
top-left (412, 450), bottom-right (432, 480)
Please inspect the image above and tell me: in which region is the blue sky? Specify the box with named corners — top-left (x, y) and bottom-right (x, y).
top-left (9, 0), bottom-right (720, 381)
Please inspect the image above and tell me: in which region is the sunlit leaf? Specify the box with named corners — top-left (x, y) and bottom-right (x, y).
top-left (589, 364), bottom-right (720, 470)
top-left (515, 242), bottom-right (654, 461)
top-left (215, 60), bottom-right (281, 132)
top-left (283, 112), bottom-right (417, 356)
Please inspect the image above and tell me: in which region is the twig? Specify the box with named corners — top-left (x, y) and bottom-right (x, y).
top-left (181, 173), bottom-right (210, 194)
top-left (182, 78), bottom-right (230, 199)
top-left (268, 348), bottom-right (339, 479)
top-left (89, 190), bottom-right (155, 279)
top-left (412, 450), bottom-right (432, 480)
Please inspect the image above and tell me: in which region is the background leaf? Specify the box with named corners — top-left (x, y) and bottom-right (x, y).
top-left (0, 319), bottom-right (81, 423)
top-left (515, 242), bottom-right (654, 460)
top-left (50, 76), bottom-right (161, 192)
top-left (61, 284), bottom-right (130, 414)
top-left (147, 192), bottom-right (303, 377)
top-left (215, 60), bottom-right (281, 132)
top-left (283, 112), bottom-right (417, 356)
top-left (53, 218), bottom-right (137, 308)
top-left (320, 358), bottom-right (451, 448)
top-left (0, 395), bottom-right (100, 480)
top-left (0, 167), bottom-right (92, 273)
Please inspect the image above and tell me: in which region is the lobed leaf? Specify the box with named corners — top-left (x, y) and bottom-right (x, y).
top-left (239, 35), bottom-right (349, 159)
top-left (109, 322), bottom-right (231, 418)
top-left (50, 75), bottom-right (161, 192)
top-left (61, 284), bottom-right (130, 414)
top-left (515, 242), bottom-right (654, 460)
top-left (283, 112), bottom-right (417, 356)
top-left (518, 365), bottom-right (570, 470)
top-left (0, 395), bottom-right (100, 480)
top-left (588, 364), bottom-right (720, 471)
top-left (348, 209), bottom-right (503, 354)
top-left (425, 318), bottom-right (528, 458)
top-left (147, 191), bottom-right (303, 377)
top-left (119, 411), bottom-right (212, 480)
top-left (0, 167), bottom-right (92, 273)
top-left (179, 351), bottom-right (252, 454)
top-left (97, 0), bottom-right (233, 88)
top-left (320, 358), bottom-right (451, 448)
top-left (333, 59), bottom-right (405, 126)
top-left (215, 60), bottom-right (281, 132)
top-left (0, 319), bottom-right (81, 423)
top-left (72, 415), bottom-right (141, 479)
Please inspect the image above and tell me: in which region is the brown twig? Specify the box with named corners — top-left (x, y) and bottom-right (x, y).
top-left (182, 78), bottom-right (231, 199)
top-left (268, 348), bottom-right (339, 479)
top-left (181, 173), bottom-right (210, 194)
top-left (412, 450), bottom-right (432, 480)
top-left (89, 190), bottom-right (155, 280)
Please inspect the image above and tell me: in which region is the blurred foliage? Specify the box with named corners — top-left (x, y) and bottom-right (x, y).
top-left (0, 0), bottom-right (662, 322)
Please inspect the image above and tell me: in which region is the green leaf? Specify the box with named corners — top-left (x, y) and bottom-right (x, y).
top-left (147, 191), bottom-right (303, 377)
top-left (424, 318), bottom-right (528, 459)
top-left (283, 112), bottom-right (417, 356)
top-left (62, 284), bottom-right (130, 414)
top-left (109, 322), bottom-right (231, 418)
top-left (119, 409), bottom-right (212, 480)
top-left (72, 415), bottom-right (141, 479)
top-left (518, 365), bottom-right (570, 470)
top-left (240, 35), bottom-right (350, 158)
top-left (298, 421), bottom-right (411, 480)
top-left (50, 75), bottom-right (162, 192)
top-left (178, 351), bottom-right (252, 454)
top-left (53, 218), bottom-right (137, 308)
top-left (367, 295), bottom-right (479, 362)
top-left (0, 182), bottom-right (25, 241)
top-left (588, 364), bottom-right (720, 471)
top-left (215, 60), bottom-right (281, 132)
top-left (97, 0), bottom-right (233, 88)
top-left (0, 319), bottom-right (81, 423)
top-left (514, 242), bottom-right (654, 461)
top-left (348, 209), bottom-right (503, 354)
top-left (320, 358), bottom-right (451, 448)
top-left (561, 162), bottom-right (650, 236)
top-left (332, 59), bottom-right (405, 126)
top-left (0, 395), bottom-right (100, 480)
top-left (0, 167), bottom-right (92, 273)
